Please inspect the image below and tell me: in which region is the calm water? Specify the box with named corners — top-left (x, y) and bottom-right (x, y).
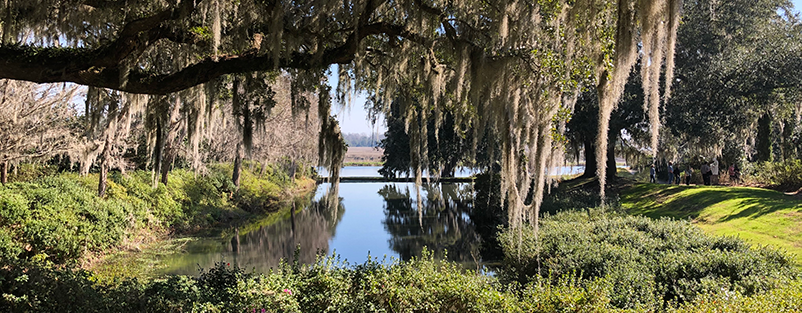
top-left (161, 182), bottom-right (492, 275)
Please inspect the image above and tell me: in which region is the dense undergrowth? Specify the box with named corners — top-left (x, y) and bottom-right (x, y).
top-left (2, 211), bottom-right (800, 312)
top-left (743, 159), bottom-right (802, 191)
top-left (498, 209), bottom-right (798, 310)
top-left (2, 167), bottom-right (801, 312)
top-left (0, 163), bottom-right (313, 265)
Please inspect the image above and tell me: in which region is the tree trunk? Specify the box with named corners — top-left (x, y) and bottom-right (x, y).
top-left (1, 161), bottom-right (7, 185)
top-left (582, 128), bottom-right (619, 179)
top-left (781, 119), bottom-right (795, 161)
top-left (606, 130), bottom-right (619, 180)
top-left (98, 140), bottom-right (111, 197)
top-left (441, 161), bottom-right (457, 178)
top-left (582, 138), bottom-right (597, 178)
top-left (756, 113), bottom-right (772, 162)
top-left (160, 149), bottom-right (174, 186)
top-left (233, 143), bottom-right (242, 188)
top-left (290, 159), bottom-right (297, 183)
top-left (159, 97), bottom-right (182, 187)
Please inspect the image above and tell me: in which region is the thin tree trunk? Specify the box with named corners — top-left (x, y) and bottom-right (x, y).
top-left (606, 130), bottom-right (619, 180)
top-left (1, 161), bottom-right (7, 185)
top-left (756, 113), bottom-right (772, 162)
top-left (159, 97), bottom-right (182, 187)
top-left (233, 143), bottom-right (242, 187)
top-left (98, 140), bottom-right (111, 197)
top-left (781, 119), bottom-right (794, 161)
top-left (160, 149), bottom-right (174, 186)
top-left (290, 159), bottom-right (297, 183)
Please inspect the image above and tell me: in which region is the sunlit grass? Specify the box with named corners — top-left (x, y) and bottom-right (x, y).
top-left (621, 183), bottom-right (802, 265)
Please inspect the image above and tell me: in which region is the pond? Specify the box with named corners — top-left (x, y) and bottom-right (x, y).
top-left (161, 181), bottom-right (500, 275)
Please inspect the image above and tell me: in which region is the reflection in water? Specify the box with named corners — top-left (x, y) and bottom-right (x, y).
top-left (225, 187), bottom-right (345, 268)
top-left (163, 187), bottom-right (344, 275)
top-left (162, 182), bottom-right (499, 275)
top-left (380, 184), bottom-right (483, 266)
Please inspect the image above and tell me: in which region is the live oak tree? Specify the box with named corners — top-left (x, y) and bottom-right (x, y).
top-left (0, 0), bottom-right (682, 233)
top-left (664, 0), bottom-right (802, 163)
top-left (566, 69), bottom-right (646, 180)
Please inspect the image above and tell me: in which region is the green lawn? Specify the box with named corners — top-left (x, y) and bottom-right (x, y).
top-left (621, 183), bottom-right (802, 265)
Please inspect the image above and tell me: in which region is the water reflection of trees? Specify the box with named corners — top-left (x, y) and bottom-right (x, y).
top-left (379, 183), bottom-right (482, 265)
top-left (226, 186), bottom-right (345, 269)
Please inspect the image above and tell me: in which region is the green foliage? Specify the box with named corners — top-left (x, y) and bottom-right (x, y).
top-left (0, 252), bottom-right (516, 312)
top-left (0, 165), bottom-right (308, 265)
top-left (621, 183), bottom-right (802, 265)
top-left (675, 280), bottom-right (802, 312)
top-left (3, 253), bottom-right (800, 312)
top-left (743, 159), bottom-right (802, 191)
top-left (0, 174), bottom-right (134, 263)
top-left (498, 210), bottom-right (798, 310)
top-left (664, 0), bottom-right (802, 160)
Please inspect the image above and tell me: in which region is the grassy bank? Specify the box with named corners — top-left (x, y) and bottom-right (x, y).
top-left (0, 163), bottom-right (315, 271)
top-left (621, 183), bottom-right (802, 265)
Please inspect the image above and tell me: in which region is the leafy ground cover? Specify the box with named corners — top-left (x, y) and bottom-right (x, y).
top-left (621, 183), bottom-right (802, 265)
top-left (498, 210), bottom-right (798, 310)
top-left (2, 214), bottom-right (800, 312)
top-left (0, 164), bottom-right (315, 268)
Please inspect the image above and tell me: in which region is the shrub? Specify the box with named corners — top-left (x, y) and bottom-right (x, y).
top-left (2, 250), bottom-right (800, 312)
top-left (0, 164), bottom-right (310, 265)
top-left (744, 160), bottom-right (802, 191)
top-left (675, 280), bottom-right (802, 312)
top-left (498, 209), bottom-right (798, 310)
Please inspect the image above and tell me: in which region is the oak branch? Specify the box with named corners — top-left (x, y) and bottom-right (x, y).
top-left (0, 0), bottom-right (428, 95)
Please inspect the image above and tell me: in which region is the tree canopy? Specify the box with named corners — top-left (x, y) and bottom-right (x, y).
top-left (0, 0), bottom-right (683, 230)
top-left (663, 0), bottom-right (802, 163)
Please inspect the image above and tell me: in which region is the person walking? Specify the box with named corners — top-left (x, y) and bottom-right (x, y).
top-left (701, 162), bottom-right (711, 186)
top-left (685, 166), bottom-right (693, 185)
top-left (650, 164), bottom-right (656, 183)
top-left (667, 162), bottom-right (674, 185)
top-left (711, 158), bottom-right (719, 185)
top-left (673, 165), bottom-right (681, 184)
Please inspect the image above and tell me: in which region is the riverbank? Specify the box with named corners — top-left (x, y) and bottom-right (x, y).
top-left (0, 163), bottom-right (316, 279)
top-left (4, 170), bottom-right (802, 311)
top-left (3, 210), bottom-right (800, 312)
top-left (88, 177), bottom-right (317, 282)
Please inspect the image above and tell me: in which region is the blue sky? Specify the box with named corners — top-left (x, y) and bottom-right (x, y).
top-left (334, 1), bottom-right (802, 135)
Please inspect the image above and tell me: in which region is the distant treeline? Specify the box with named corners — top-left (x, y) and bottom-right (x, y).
top-left (343, 132), bottom-right (384, 147)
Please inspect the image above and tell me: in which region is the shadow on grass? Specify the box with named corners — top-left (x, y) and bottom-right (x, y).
top-left (622, 183), bottom-right (802, 222)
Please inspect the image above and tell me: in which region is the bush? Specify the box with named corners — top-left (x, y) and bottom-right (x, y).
top-left (0, 252), bottom-right (521, 313)
top-left (0, 164), bottom-right (311, 265)
top-left (675, 280), bottom-right (802, 312)
top-left (498, 209), bottom-right (798, 310)
top-left (2, 247), bottom-right (800, 312)
top-left (744, 160), bottom-right (802, 191)
top-left (0, 175), bottom-right (135, 263)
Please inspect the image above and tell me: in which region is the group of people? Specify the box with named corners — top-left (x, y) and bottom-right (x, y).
top-left (649, 159), bottom-right (725, 186)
